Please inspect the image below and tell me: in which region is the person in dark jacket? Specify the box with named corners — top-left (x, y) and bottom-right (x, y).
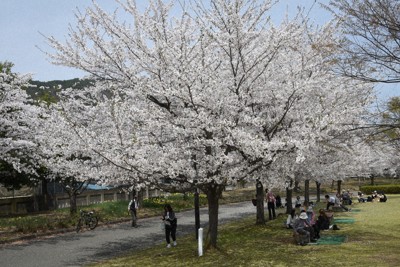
top-left (128, 197), bottom-right (138, 227)
top-left (162, 204), bottom-right (177, 248)
top-left (314, 209), bottom-right (331, 238)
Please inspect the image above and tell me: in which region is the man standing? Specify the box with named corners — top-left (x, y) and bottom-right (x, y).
top-left (128, 197), bottom-right (138, 227)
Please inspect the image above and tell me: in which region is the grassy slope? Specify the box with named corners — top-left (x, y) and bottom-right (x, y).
top-left (94, 195), bottom-right (400, 267)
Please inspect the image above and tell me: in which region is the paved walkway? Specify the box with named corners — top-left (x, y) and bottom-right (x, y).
top-left (0, 201), bottom-right (266, 267)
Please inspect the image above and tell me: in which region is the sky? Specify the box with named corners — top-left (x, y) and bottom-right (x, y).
top-left (0, 0), bottom-right (398, 100)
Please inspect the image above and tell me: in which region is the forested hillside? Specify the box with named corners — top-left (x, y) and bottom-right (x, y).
top-left (26, 78), bottom-right (93, 102)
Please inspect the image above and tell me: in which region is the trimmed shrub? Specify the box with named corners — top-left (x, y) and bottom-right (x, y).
top-left (360, 184), bottom-right (400, 194)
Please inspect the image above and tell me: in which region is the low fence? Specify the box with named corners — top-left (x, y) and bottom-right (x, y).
top-left (55, 190), bottom-right (128, 209)
top-left (0, 196), bottom-right (35, 215)
top-left (0, 187), bottom-right (166, 215)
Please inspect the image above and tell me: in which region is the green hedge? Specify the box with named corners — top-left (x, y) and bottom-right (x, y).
top-left (360, 184), bottom-right (400, 194)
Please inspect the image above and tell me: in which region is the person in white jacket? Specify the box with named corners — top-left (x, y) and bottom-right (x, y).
top-left (286, 209), bottom-right (298, 229)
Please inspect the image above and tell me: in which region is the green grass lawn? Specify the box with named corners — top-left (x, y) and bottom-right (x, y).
top-left (93, 195), bottom-right (400, 267)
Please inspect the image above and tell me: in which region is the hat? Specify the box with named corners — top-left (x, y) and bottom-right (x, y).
top-left (299, 212), bottom-right (308, 219)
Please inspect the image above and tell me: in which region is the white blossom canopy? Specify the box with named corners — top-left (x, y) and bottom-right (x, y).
top-left (42, 0), bottom-right (373, 192)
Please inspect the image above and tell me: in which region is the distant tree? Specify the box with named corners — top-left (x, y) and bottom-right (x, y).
top-left (0, 61), bottom-right (54, 212)
top-left (328, 0), bottom-right (400, 83)
top-left (0, 61), bottom-right (14, 74)
top-left (381, 97), bottom-right (400, 141)
top-left (0, 61), bottom-right (41, 176)
top-left (34, 104), bottom-right (101, 214)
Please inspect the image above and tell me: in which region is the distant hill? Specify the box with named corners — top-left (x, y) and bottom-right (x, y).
top-left (26, 78), bottom-right (94, 102)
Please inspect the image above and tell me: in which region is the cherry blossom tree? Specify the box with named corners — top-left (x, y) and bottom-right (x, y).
top-left (43, 0), bottom-right (374, 247)
top-left (0, 62), bottom-right (44, 190)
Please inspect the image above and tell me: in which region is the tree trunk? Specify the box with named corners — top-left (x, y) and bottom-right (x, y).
top-left (304, 180), bottom-right (310, 203)
top-left (315, 181), bottom-right (321, 202)
top-left (255, 181), bottom-right (265, 224)
top-left (137, 189), bottom-right (144, 208)
top-left (69, 191), bottom-right (77, 215)
top-left (294, 180), bottom-right (301, 192)
top-left (337, 180), bottom-right (342, 195)
top-left (204, 183), bottom-right (224, 249)
top-left (286, 187), bottom-right (293, 214)
top-left (370, 175), bottom-right (375, 186)
top-left (194, 189), bottom-right (200, 240)
top-left (41, 179), bottom-right (49, 211)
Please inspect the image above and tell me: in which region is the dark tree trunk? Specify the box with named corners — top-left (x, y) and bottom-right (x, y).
top-left (316, 181), bottom-right (321, 202)
top-left (41, 179), bottom-right (49, 211)
top-left (304, 180), bottom-right (310, 203)
top-left (204, 183), bottom-right (224, 249)
top-left (337, 180), bottom-right (342, 195)
top-left (137, 189), bottom-right (144, 208)
top-left (286, 187), bottom-right (293, 214)
top-left (255, 181), bottom-right (265, 224)
top-left (370, 175), bottom-right (375, 186)
top-left (60, 177), bottom-right (89, 215)
top-left (69, 191), bottom-right (77, 215)
top-left (294, 180), bottom-right (301, 192)
top-left (331, 180), bottom-right (335, 190)
top-left (194, 189), bottom-right (200, 239)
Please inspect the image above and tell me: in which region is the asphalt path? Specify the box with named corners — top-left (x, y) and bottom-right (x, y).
top-left (0, 201), bottom-right (261, 267)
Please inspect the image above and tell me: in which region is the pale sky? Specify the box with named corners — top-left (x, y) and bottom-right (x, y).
top-left (0, 0), bottom-right (398, 100)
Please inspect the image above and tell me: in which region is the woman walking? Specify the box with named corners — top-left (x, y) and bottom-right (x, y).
top-left (162, 204), bottom-right (178, 248)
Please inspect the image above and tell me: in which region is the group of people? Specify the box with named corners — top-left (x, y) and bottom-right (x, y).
top-left (127, 188), bottom-right (385, 248)
top-left (128, 197), bottom-right (178, 248)
top-left (358, 190), bottom-right (387, 203)
top-left (265, 189), bottom-right (389, 246)
top-left (285, 194), bottom-right (349, 245)
top-left (286, 204), bottom-right (332, 244)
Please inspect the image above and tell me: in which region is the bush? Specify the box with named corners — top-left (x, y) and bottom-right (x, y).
top-left (360, 184), bottom-right (400, 194)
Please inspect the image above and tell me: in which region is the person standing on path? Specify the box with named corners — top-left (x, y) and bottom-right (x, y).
top-left (266, 189), bottom-right (276, 220)
top-left (162, 204), bottom-right (177, 248)
top-left (128, 197), bottom-right (138, 227)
